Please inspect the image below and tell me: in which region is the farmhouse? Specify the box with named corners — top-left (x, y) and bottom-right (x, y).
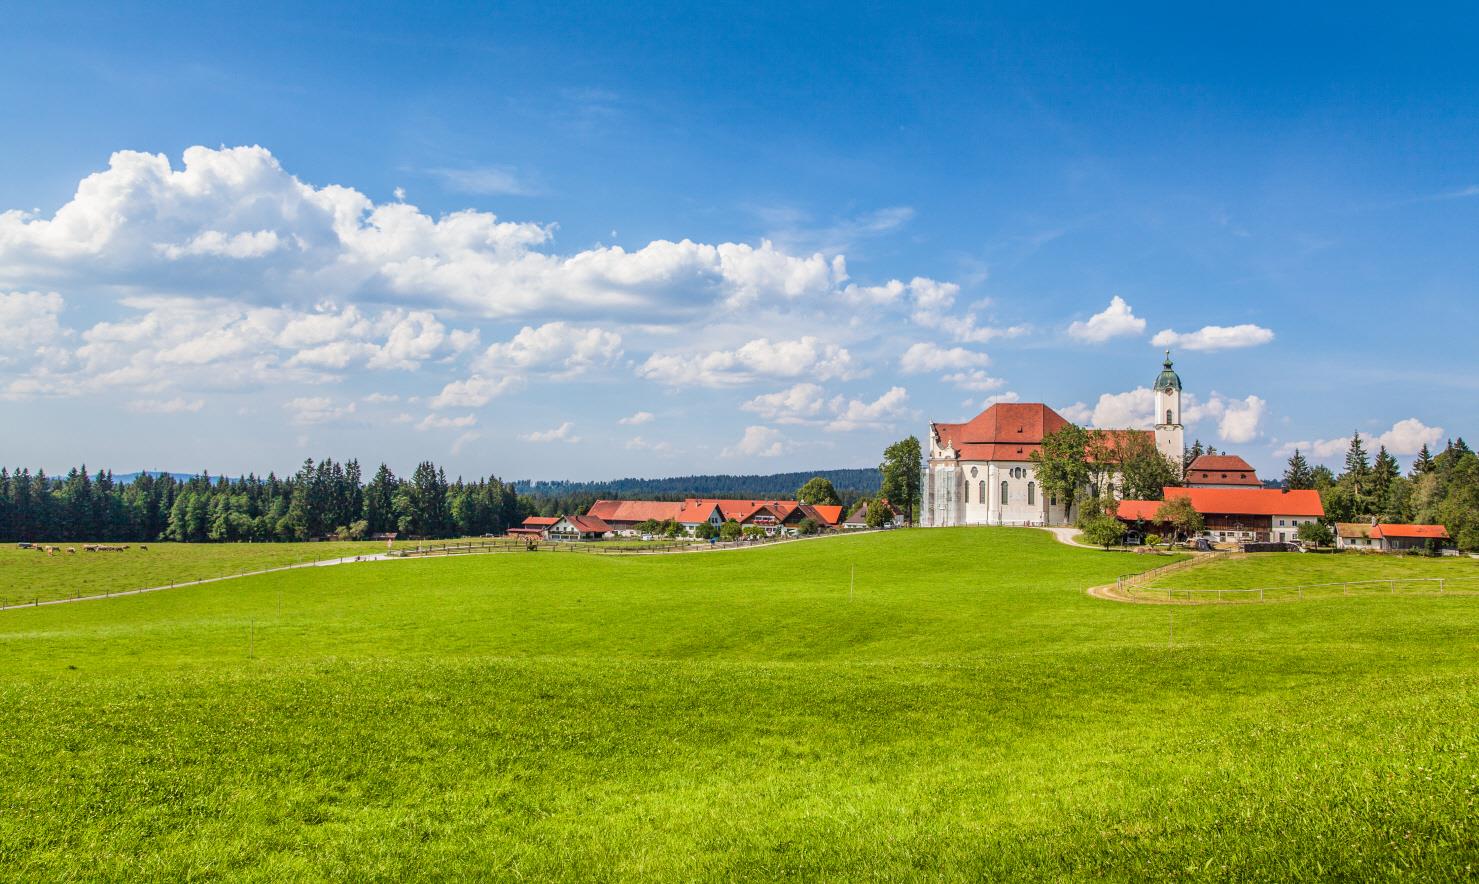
top-left (1335, 522), bottom-right (1452, 552)
top-left (546, 514), bottom-right (612, 541)
top-left (1183, 454), bottom-right (1261, 488)
top-left (585, 498), bottom-right (844, 537)
top-left (510, 516), bottom-right (559, 538)
top-left (924, 353), bottom-right (1185, 526)
top-left (843, 500), bottom-right (901, 529)
top-left (1117, 487), bottom-right (1324, 543)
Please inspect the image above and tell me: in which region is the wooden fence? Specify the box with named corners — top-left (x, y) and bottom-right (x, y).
top-left (1127, 574), bottom-right (1479, 604)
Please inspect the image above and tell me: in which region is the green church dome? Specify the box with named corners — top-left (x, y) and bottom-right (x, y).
top-left (1153, 350), bottom-right (1181, 392)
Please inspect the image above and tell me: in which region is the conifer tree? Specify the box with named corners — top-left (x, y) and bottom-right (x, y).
top-left (1282, 448), bottom-right (1314, 490)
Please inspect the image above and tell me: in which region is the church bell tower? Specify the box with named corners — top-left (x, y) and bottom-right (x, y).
top-left (1153, 351), bottom-right (1184, 468)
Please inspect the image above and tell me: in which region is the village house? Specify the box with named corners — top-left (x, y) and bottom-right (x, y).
top-left (545, 514), bottom-right (612, 541)
top-left (1117, 487), bottom-right (1324, 543)
top-left (584, 498), bottom-right (844, 537)
top-left (842, 500), bottom-right (902, 529)
top-left (1335, 522), bottom-right (1453, 552)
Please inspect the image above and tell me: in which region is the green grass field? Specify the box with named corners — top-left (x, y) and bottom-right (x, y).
top-left (1141, 551), bottom-right (1479, 601)
top-left (1, 529), bottom-right (1475, 880)
top-left (0, 540), bottom-right (415, 606)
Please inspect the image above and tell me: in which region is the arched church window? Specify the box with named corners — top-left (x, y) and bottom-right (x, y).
top-left (964, 483), bottom-right (969, 503)
top-left (978, 480), bottom-right (985, 503)
top-left (1027, 482), bottom-right (1035, 506)
top-left (1000, 481), bottom-right (1009, 505)
top-left (1165, 409), bottom-right (1173, 425)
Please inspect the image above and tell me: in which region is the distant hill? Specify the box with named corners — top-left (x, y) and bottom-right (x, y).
top-left (514, 468), bottom-right (882, 502)
top-left (113, 471), bottom-right (238, 484)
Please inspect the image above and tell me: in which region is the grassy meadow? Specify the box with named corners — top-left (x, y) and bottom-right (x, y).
top-left (0, 539), bottom-right (441, 607)
top-left (1141, 551), bottom-right (1479, 601)
top-left (0, 528), bottom-right (1475, 879)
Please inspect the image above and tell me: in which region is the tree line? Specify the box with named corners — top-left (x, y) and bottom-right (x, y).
top-left (0, 459), bottom-right (530, 543)
top-left (1283, 435), bottom-right (1479, 550)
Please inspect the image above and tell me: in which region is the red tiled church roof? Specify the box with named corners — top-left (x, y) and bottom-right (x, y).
top-left (933, 402), bottom-right (1152, 462)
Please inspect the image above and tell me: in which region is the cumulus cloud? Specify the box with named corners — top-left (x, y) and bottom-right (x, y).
top-left (899, 342), bottom-right (989, 373)
top-left (1067, 296), bottom-right (1145, 342)
top-left (0, 146), bottom-right (912, 322)
top-left (429, 375), bottom-right (523, 409)
top-left (742, 383), bottom-right (909, 431)
top-left (1151, 324), bottom-right (1274, 351)
top-left (0, 291), bottom-right (70, 361)
top-left (521, 421), bottom-right (580, 443)
top-left (826, 386), bottom-right (909, 432)
top-left (618, 411), bottom-right (654, 425)
top-left (126, 396), bottom-right (205, 414)
top-left (1279, 418), bottom-right (1444, 460)
top-left (1078, 386), bottom-right (1266, 442)
top-left (722, 425), bottom-right (785, 458)
top-left (638, 336), bottom-right (859, 387)
top-left (478, 321), bottom-right (622, 378)
top-left (1215, 395), bottom-right (1266, 444)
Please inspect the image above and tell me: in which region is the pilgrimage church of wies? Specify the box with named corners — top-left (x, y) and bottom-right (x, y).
top-left (922, 353), bottom-right (1186, 527)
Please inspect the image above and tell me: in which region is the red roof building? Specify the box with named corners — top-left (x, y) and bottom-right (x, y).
top-left (1118, 486), bottom-right (1324, 543)
top-left (1184, 454), bottom-right (1261, 488)
top-left (1336, 522), bottom-right (1451, 552)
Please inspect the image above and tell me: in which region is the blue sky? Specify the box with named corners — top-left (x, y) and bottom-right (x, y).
top-left (2, 2), bottom-right (1475, 480)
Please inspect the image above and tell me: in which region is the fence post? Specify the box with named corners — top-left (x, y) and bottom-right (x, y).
top-left (1259, 587), bottom-right (1264, 602)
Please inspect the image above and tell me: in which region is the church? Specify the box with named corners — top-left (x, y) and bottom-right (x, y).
top-left (922, 353), bottom-right (1185, 527)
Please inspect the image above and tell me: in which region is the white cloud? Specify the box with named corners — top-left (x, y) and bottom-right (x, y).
top-left (0, 290), bottom-right (69, 357)
top-left (362, 392), bottom-right (399, 403)
top-left (521, 421), bottom-right (581, 443)
top-left (618, 411), bottom-right (654, 425)
top-left (1078, 387), bottom-right (1265, 442)
top-left (942, 370), bottom-right (1006, 391)
top-left (1375, 418), bottom-right (1444, 455)
top-left (639, 336), bottom-right (859, 387)
top-left (157, 229), bottom-right (283, 260)
top-left (1057, 402), bottom-right (1093, 424)
top-left (429, 374), bottom-right (523, 409)
top-left (1067, 296), bottom-right (1145, 342)
top-left (1279, 418), bottom-right (1445, 460)
top-left (1151, 324), bottom-right (1274, 351)
top-left (0, 146), bottom-right (902, 322)
top-left (284, 396), bottom-right (356, 425)
top-left (826, 386), bottom-right (909, 432)
top-left (126, 396), bottom-right (204, 414)
top-left (1215, 395), bottom-right (1266, 444)
top-left (742, 383), bottom-right (909, 431)
top-left (899, 342), bottom-right (988, 374)
top-left (742, 383), bottom-right (828, 423)
top-left (417, 413), bottom-right (478, 431)
top-left (722, 425), bottom-right (784, 458)
top-left (479, 321), bottom-right (622, 378)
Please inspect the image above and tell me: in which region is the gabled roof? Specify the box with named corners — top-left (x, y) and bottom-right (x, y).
top-left (564, 514), bottom-right (610, 533)
top-left (932, 402), bottom-right (1074, 462)
top-left (1372, 523), bottom-right (1450, 539)
top-left (1334, 522), bottom-right (1375, 539)
top-left (1186, 454), bottom-right (1261, 486)
top-left (522, 516), bottom-right (560, 527)
top-left (1163, 487), bottom-right (1325, 517)
top-left (683, 498), bottom-right (801, 523)
top-left (808, 504), bottom-right (844, 525)
top-left (587, 499), bottom-right (685, 523)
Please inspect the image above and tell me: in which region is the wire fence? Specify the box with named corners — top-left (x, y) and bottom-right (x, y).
top-left (390, 534), bottom-right (801, 558)
top-left (1126, 575), bottom-right (1479, 604)
top-left (1111, 553), bottom-right (1230, 596)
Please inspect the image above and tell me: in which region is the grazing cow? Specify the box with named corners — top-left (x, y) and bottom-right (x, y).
top-left (66, 547), bottom-right (76, 554)
top-left (140, 545), bottom-right (148, 551)
top-left (84, 545), bottom-right (98, 552)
